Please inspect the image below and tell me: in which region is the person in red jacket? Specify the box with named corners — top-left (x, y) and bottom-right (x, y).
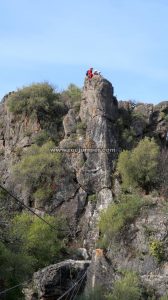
top-left (86, 67), bottom-right (93, 79)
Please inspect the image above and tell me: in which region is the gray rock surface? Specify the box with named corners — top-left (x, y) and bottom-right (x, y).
top-left (63, 108), bottom-right (77, 137)
top-left (24, 260), bottom-right (90, 300)
top-left (1, 78), bottom-right (168, 299)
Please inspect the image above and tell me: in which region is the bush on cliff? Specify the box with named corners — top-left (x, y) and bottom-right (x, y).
top-left (7, 82), bottom-right (66, 118)
top-left (0, 212), bottom-right (67, 299)
top-left (116, 106), bottom-right (137, 149)
top-left (80, 271), bottom-right (142, 300)
top-left (11, 212), bottom-right (66, 268)
top-left (0, 241), bottom-right (35, 299)
top-left (156, 149), bottom-right (168, 198)
top-left (107, 271), bottom-right (142, 300)
top-left (160, 295), bottom-right (168, 300)
top-left (61, 83), bottom-right (82, 112)
top-left (12, 141), bottom-right (64, 205)
top-left (99, 194), bottom-right (144, 247)
top-left (117, 137), bottom-right (159, 191)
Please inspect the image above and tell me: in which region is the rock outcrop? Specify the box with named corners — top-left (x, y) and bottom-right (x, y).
top-left (85, 197), bottom-right (168, 298)
top-left (118, 100), bottom-right (168, 143)
top-left (24, 260), bottom-right (91, 300)
top-left (1, 77), bottom-right (168, 299)
top-left (49, 76), bottom-right (118, 253)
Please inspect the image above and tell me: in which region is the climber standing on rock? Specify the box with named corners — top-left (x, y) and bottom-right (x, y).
top-left (86, 67), bottom-right (93, 79)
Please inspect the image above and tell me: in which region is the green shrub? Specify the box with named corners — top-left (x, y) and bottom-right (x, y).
top-left (61, 84), bottom-right (81, 112)
top-left (132, 111), bottom-right (146, 121)
top-left (156, 149), bottom-right (168, 198)
top-left (33, 187), bottom-right (53, 206)
top-left (159, 111), bottom-right (165, 120)
top-left (7, 82), bottom-right (66, 118)
top-left (12, 141), bottom-right (63, 204)
top-left (99, 194), bottom-right (144, 247)
top-left (0, 148), bottom-right (5, 156)
top-left (76, 121), bottom-right (87, 130)
top-left (15, 146), bottom-right (23, 157)
top-left (149, 240), bottom-right (164, 263)
top-left (107, 271), bottom-right (142, 300)
top-left (164, 114), bottom-right (168, 122)
top-left (88, 194), bottom-right (97, 202)
top-left (33, 130), bottom-right (50, 146)
top-left (117, 137), bottom-right (159, 191)
top-left (0, 212), bottom-right (67, 299)
top-left (11, 212), bottom-right (66, 268)
top-left (116, 109), bottom-right (134, 150)
top-left (160, 295), bottom-right (168, 300)
top-left (0, 241), bottom-right (35, 300)
top-left (25, 128), bottom-right (33, 137)
top-left (121, 127), bottom-right (136, 149)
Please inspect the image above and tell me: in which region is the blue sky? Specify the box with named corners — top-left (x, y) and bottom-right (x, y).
top-left (1, 0), bottom-right (168, 103)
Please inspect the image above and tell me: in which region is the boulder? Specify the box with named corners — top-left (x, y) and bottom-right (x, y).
top-left (24, 260), bottom-right (91, 300)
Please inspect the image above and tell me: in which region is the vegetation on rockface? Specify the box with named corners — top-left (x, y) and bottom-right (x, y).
top-left (76, 121), bottom-right (87, 135)
top-left (0, 241), bottom-right (34, 300)
top-left (11, 213), bottom-right (67, 267)
top-left (61, 84), bottom-right (82, 112)
top-left (156, 149), bottom-right (168, 198)
top-left (160, 295), bottom-right (168, 300)
top-left (88, 194), bottom-right (97, 202)
top-left (149, 239), bottom-right (164, 263)
top-left (99, 194), bottom-right (144, 248)
top-left (107, 271), bottom-right (142, 300)
top-left (117, 137), bottom-right (159, 192)
top-left (12, 141), bottom-right (65, 207)
top-left (120, 127), bottom-right (136, 149)
top-left (33, 130), bottom-right (51, 146)
top-left (0, 211), bottom-right (67, 300)
top-left (7, 82), bottom-right (66, 117)
top-left (116, 103), bottom-right (140, 150)
top-left (116, 107), bottom-right (135, 150)
top-left (164, 114), bottom-right (168, 122)
top-left (7, 83), bottom-right (68, 146)
top-left (78, 272), bottom-right (142, 300)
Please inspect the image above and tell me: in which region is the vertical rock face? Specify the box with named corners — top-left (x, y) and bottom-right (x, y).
top-left (3, 78), bottom-right (168, 299)
top-left (23, 75), bottom-right (119, 299)
top-left (51, 76), bottom-right (119, 251)
top-left (76, 76), bottom-right (118, 250)
top-left (0, 99), bottom-right (42, 206)
top-left (80, 77), bottom-right (118, 122)
top-left (24, 260), bottom-right (91, 300)
top-left (78, 77), bottom-right (118, 192)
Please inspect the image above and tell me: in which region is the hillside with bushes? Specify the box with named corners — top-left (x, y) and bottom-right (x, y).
top-left (0, 78), bottom-right (168, 299)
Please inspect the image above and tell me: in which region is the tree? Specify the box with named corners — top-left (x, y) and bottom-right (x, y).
top-left (117, 137), bottom-right (159, 191)
top-left (7, 82), bottom-right (66, 117)
top-left (0, 241), bottom-right (35, 299)
top-left (12, 141), bottom-right (64, 206)
top-left (99, 194), bottom-right (144, 247)
top-left (0, 212), bottom-right (67, 299)
top-left (107, 272), bottom-right (142, 300)
top-left (11, 212), bottom-right (66, 268)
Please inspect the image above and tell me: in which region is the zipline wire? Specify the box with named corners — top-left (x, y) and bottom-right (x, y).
top-left (0, 184), bottom-right (69, 233)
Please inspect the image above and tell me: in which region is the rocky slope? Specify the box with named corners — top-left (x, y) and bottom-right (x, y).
top-left (1, 75), bottom-right (168, 299)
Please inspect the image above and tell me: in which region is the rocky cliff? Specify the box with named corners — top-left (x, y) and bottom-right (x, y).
top-left (1, 76), bottom-right (168, 299)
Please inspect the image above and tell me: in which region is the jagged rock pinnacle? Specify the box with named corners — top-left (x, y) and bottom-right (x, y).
top-left (80, 76), bottom-right (118, 123)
